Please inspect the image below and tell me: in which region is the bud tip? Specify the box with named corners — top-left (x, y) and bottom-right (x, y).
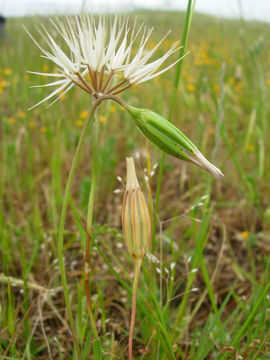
top-left (126, 157), bottom-right (140, 190)
top-left (190, 150), bottom-right (224, 179)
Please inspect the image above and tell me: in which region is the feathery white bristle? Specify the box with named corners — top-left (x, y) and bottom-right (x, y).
top-left (190, 150), bottom-right (224, 179)
top-left (26, 15), bottom-right (181, 108)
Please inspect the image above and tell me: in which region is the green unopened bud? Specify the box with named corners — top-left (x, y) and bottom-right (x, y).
top-left (125, 105), bottom-right (223, 179)
top-left (122, 157), bottom-right (151, 259)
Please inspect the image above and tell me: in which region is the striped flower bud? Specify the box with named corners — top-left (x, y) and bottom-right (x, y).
top-left (125, 105), bottom-right (223, 179)
top-left (122, 157), bottom-right (151, 259)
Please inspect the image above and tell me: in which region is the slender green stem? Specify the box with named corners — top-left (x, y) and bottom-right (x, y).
top-left (86, 117), bottom-right (99, 233)
top-left (153, 0), bottom-right (194, 253)
top-left (57, 96), bottom-right (104, 360)
top-left (56, 93), bottom-right (145, 358)
top-left (129, 258), bottom-right (142, 360)
top-left (172, 0), bottom-right (195, 98)
top-left (84, 116), bottom-right (100, 342)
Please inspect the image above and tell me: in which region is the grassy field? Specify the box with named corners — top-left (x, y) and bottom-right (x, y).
top-left (1, 8), bottom-right (270, 360)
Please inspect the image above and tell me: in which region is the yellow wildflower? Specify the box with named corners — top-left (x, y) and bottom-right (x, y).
top-left (110, 105), bottom-right (116, 113)
top-left (29, 121), bottom-right (36, 128)
top-left (213, 84), bottom-right (220, 93)
top-left (42, 64), bottom-right (49, 72)
top-left (208, 128), bottom-right (215, 135)
top-left (187, 84), bottom-right (195, 92)
top-left (8, 117), bottom-right (15, 124)
top-left (241, 231), bottom-right (249, 239)
top-left (76, 120), bottom-right (84, 127)
top-left (0, 80), bottom-right (8, 88)
top-left (17, 110), bottom-right (26, 119)
top-left (80, 110), bottom-right (88, 119)
top-left (4, 68), bottom-right (12, 75)
top-left (246, 144), bottom-right (255, 152)
top-left (99, 115), bottom-right (106, 123)
top-left (41, 126), bottom-right (47, 132)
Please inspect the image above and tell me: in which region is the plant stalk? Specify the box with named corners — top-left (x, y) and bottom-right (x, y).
top-left (129, 258), bottom-right (142, 360)
top-left (56, 93), bottom-right (139, 358)
top-left (84, 115), bottom-right (100, 342)
top-left (57, 96), bottom-right (104, 360)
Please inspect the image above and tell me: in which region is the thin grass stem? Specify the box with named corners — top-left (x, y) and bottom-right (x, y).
top-left (153, 0), bottom-right (194, 254)
top-left (231, 278), bottom-right (270, 347)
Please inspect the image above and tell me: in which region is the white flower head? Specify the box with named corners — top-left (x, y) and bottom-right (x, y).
top-left (25, 14), bottom-right (181, 109)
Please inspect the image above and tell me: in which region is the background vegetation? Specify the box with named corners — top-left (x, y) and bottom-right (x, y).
top-left (0, 10), bottom-right (270, 359)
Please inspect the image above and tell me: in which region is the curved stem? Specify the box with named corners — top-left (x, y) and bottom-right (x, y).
top-left (129, 258), bottom-right (142, 360)
top-left (57, 96), bottom-right (104, 360)
top-left (102, 94), bottom-right (128, 109)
